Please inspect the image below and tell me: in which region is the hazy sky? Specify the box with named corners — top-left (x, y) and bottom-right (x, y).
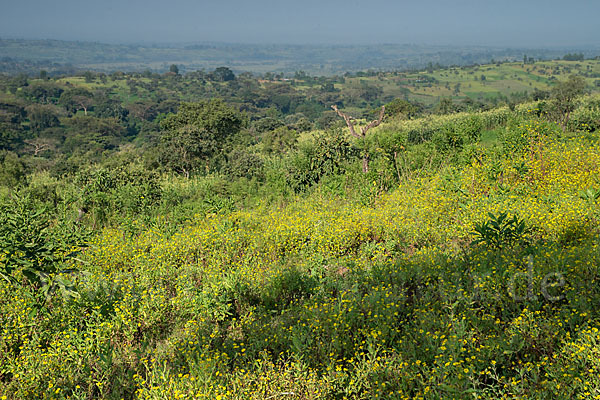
top-left (1, 0), bottom-right (598, 47)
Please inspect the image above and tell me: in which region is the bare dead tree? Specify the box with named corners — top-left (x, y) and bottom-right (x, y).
top-left (331, 105), bottom-right (385, 173)
top-left (24, 138), bottom-right (55, 156)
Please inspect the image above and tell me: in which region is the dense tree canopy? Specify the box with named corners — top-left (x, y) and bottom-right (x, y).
top-left (158, 99), bottom-right (244, 176)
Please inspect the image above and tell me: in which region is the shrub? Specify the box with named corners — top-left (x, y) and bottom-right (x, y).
top-left (471, 212), bottom-right (532, 249)
top-left (286, 128), bottom-right (356, 191)
top-left (262, 126), bottom-right (298, 155)
top-left (0, 193), bottom-right (88, 297)
top-left (0, 151), bottom-right (27, 188)
top-left (568, 104), bottom-right (600, 133)
top-left (432, 124), bottom-right (464, 152)
top-left (501, 118), bottom-right (559, 155)
top-left (224, 148), bottom-right (264, 180)
top-left (76, 165), bottom-right (162, 226)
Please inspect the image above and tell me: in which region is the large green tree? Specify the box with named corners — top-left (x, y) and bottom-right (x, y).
top-left (159, 99), bottom-right (243, 177)
top-left (210, 67), bottom-right (235, 82)
top-left (26, 104), bottom-right (60, 131)
top-left (59, 88), bottom-right (94, 116)
top-left (551, 75), bottom-right (586, 132)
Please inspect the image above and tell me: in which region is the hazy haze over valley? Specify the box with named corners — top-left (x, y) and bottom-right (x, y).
top-left (1, 0), bottom-right (598, 47)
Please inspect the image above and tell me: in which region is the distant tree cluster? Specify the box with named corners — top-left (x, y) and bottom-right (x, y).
top-left (523, 55), bottom-right (535, 64)
top-left (563, 53), bottom-right (585, 61)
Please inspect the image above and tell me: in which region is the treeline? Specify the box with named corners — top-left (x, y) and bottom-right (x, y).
top-left (0, 67), bottom-right (482, 179)
top-left (0, 65), bottom-right (595, 194)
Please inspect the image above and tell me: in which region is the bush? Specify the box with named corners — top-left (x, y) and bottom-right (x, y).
top-left (0, 193), bottom-right (88, 297)
top-left (471, 212), bottom-right (532, 250)
top-left (76, 165), bottom-right (162, 226)
top-left (262, 126), bottom-right (298, 155)
top-left (0, 151), bottom-right (27, 188)
top-left (432, 124), bottom-right (465, 152)
top-left (455, 114), bottom-right (484, 142)
top-left (501, 118), bottom-right (559, 155)
top-left (224, 148), bottom-right (264, 180)
top-left (286, 129), bottom-right (356, 191)
top-left (568, 103), bottom-right (600, 133)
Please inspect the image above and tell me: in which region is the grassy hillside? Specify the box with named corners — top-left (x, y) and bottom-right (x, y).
top-left (43, 59), bottom-right (600, 113)
top-left (339, 60), bottom-right (600, 106)
top-left (2, 93), bottom-right (600, 398)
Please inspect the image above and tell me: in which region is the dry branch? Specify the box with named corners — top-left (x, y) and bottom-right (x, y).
top-left (331, 105), bottom-right (385, 173)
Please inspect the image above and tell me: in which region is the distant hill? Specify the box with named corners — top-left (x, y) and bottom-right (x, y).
top-left (1, 38), bottom-right (599, 75)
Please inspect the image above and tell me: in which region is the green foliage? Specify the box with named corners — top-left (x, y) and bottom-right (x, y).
top-left (0, 193), bottom-right (88, 297)
top-left (433, 124), bottom-right (465, 152)
top-left (563, 52), bottom-right (585, 61)
top-left (568, 99), bottom-right (600, 132)
top-left (3, 61), bottom-right (600, 399)
top-left (159, 99), bottom-right (244, 176)
top-left (579, 188), bottom-right (600, 203)
top-left (0, 151), bottom-right (27, 188)
top-left (62, 116), bottom-right (126, 160)
top-left (472, 212), bottom-right (531, 249)
top-left (287, 128), bottom-right (355, 191)
top-left (26, 104), bottom-right (60, 131)
top-left (384, 98), bottom-right (422, 119)
top-left (20, 81), bottom-right (64, 103)
top-left (435, 97), bottom-right (459, 114)
top-left (285, 114), bottom-right (313, 132)
top-left (500, 117), bottom-right (559, 155)
top-left (58, 87), bottom-right (93, 115)
top-left (224, 148), bottom-right (264, 180)
top-left (262, 126), bottom-right (298, 155)
top-left (210, 66), bottom-right (235, 82)
top-left (550, 75), bottom-right (586, 131)
top-left (93, 95), bottom-right (129, 121)
top-left (76, 165), bottom-right (162, 226)
top-left (252, 117), bottom-right (284, 134)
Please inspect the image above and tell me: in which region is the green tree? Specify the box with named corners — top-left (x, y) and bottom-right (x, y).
top-left (435, 97), bottom-right (458, 114)
top-left (0, 151), bottom-right (27, 188)
top-left (26, 105), bottom-right (60, 131)
top-left (0, 102), bottom-right (26, 150)
top-left (262, 126), bottom-right (298, 155)
top-left (385, 99), bottom-right (422, 119)
top-left (551, 75), bottom-right (586, 132)
top-left (210, 67), bottom-right (235, 82)
top-left (331, 105), bottom-right (384, 173)
top-left (59, 88), bottom-right (94, 115)
top-left (7, 74), bottom-right (28, 94)
top-left (224, 148), bottom-right (264, 179)
top-left (93, 92), bottom-right (129, 121)
top-left (83, 71), bottom-right (95, 83)
top-left (21, 82), bottom-right (64, 104)
top-left (169, 64), bottom-right (180, 75)
top-left (62, 116), bottom-right (125, 157)
top-left (159, 100), bottom-right (243, 177)
top-left (563, 53), bottom-right (584, 61)
top-left (252, 117), bottom-right (284, 134)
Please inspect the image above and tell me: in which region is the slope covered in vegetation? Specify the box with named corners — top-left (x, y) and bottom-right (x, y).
top-left (1, 84), bottom-right (600, 398)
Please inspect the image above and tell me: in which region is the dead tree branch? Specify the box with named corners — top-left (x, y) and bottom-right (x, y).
top-left (331, 105), bottom-right (360, 138)
top-left (331, 105), bottom-right (385, 173)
